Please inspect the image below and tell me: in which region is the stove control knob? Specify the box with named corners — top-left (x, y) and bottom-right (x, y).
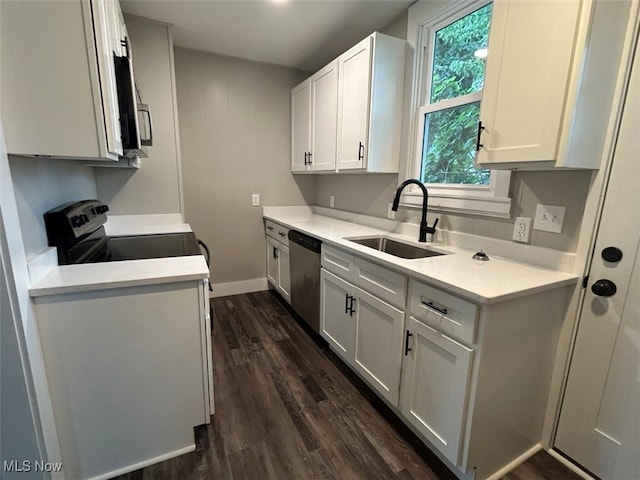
top-left (80, 214), bottom-right (89, 223)
top-left (71, 215), bottom-right (83, 227)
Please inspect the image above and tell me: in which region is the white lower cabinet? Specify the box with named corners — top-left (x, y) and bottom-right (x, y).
top-left (320, 250), bottom-right (406, 407)
top-left (352, 286), bottom-right (404, 405)
top-left (319, 244), bottom-right (571, 479)
top-left (320, 269), bottom-right (355, 361)
top-left (399, 315), bottom-right (473, 466)
top-left (265, 220), bottom-right (291, 303)
top-left (266, 235), bottom-right (290, 303)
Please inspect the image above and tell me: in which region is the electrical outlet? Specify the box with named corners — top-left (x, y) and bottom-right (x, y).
top-left (251, 194), bottom-right (260, 206)
top-left (534, 204), bottom-right (566, 233)
top-left (513, 217), bottom-right (532, 243)
top-left (329, 195), bottom-right (335, 208)
top-left (387, 203), bottom-right (396, 220)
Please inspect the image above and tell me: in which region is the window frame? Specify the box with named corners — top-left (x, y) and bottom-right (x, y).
top-left (402, 0), bottom-right (511, 218)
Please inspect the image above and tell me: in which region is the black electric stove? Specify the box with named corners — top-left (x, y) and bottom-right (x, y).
top-left (44, 200), bottom-right (201, 265)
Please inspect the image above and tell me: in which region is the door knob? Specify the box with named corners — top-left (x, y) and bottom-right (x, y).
top-left (602, 246), bottom-right (623, 263)
top-left (591, 279), bottom-right (617, 297)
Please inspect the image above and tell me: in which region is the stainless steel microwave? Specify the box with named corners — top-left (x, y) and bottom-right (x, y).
top-left (113, 53), bottom-right (153, 158)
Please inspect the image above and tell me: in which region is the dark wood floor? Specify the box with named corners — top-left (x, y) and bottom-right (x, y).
top-left (113, 291), bottom-right (582, 480)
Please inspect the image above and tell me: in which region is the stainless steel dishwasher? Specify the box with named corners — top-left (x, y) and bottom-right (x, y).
top-left (287, 230), bottom-right (322, 333)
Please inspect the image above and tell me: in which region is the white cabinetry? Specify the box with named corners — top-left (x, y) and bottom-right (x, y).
top-left (400, 288), bottom-right (476, 466)
top-left (0, 0), bottom-right (128, 161)
top-left (291, 61), bottom-right (339, 172)
top-left (319, 241), bottom-right (572, 478)
top-left (320, 245), bottom-right (406, 405)
top-left (32, 279), bottom-right (212, 480)
top-left (476, 0), bottom-right (630, 169)
top-left (291, 32), bottom-right (405, 174)
top-left (265, 220), bottom-right (291, 303)
top-left (291, 81), bottom-right (311, 172)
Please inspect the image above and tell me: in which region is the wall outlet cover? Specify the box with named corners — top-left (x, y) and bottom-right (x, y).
top-left (513, 217), bottom-right (532, 243)
top-left (251, 194), bottom-right (260, 206)
top-left (330, 195), bottom-right (335, 208)
top-left (534, 204), bottom-right (566, 233)
top-left (387, 203), bottom-right (396, 220)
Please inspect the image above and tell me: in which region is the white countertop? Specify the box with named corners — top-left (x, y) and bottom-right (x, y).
top-left (263, 208), bottom-right (578, 304)
top-left (30, 256), bottom-right (209, 297)
top-left (29, 215), bottom-right (209, 297)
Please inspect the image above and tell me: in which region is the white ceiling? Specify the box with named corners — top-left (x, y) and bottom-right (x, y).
top-left (120, 0), bottom-right (414, 72)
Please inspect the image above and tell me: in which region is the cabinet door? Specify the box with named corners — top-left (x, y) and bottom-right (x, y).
top-left (310, 61), bottom-right (338, 172)
top-left (277, 243), bottom-right (291, 304)
top-left (320, 269), bottom-right (355, 362)
top-left (291, 79), bottom-right (311, 172)
top-left (400, 316), bottom-right (473, 466)
top-left (266, 236), bottom-right (279, 287)
top-left (337, 36), bottom-right (372, 171)
top-left (352, 285), bottom-right (404, 406)
top-left (476, 0), bottom-right (582, 165)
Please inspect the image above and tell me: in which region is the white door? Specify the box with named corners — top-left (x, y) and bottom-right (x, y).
top-left (310, 60), bottom-right (338, 172)
top-left (555, 32), bottom-right (640, 479)
top-left (291, 79), bottom-right (311, 172)
top-left (400, 316), bottom-right (473, 466)
top-left (337, 36), bottom-right (372, 171)
top-left (266, 236), bottom-right (279, 287)
top-left (352, 286), bottom-right (404, 406)
top-left (320, 269), bottom-right (354, 362)
top-left (277, 243), bottom-right (291, 304)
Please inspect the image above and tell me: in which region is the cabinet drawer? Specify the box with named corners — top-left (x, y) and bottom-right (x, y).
top-left (355, 257), bottom-right (407, 309)
top-left (322, 245), bottom-right (356, 282)
top-left (265, 220), bottom-right (289, 246)
top-left (408, 280), bottom-right (478, 346)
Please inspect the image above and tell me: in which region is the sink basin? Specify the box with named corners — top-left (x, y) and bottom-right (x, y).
top-left (347, 236), bottom-right (445, 259)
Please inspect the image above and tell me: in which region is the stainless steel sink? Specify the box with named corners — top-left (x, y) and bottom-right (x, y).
top-left (347, 236), bottom-right (445, 259)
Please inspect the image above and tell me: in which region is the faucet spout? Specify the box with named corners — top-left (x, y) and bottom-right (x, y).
top-left (391, 179), bottom-right (438, 242)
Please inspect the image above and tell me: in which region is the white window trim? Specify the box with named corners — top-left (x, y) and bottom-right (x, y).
top-left (402, 0), bottom-right (511, 218)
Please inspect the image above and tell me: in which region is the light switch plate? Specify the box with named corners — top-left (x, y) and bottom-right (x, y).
top-left (534, 204), bottom-right (566, 233)
top-left (251, 194), bottom-right (260, 206)
top-left (387, 203), bottom-right (396, 220)
top-left (330, 195), bottom-right (335, 208)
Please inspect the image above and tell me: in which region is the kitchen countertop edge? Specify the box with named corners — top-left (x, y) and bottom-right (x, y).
top-left (264, 212), bottom-right (579, 305)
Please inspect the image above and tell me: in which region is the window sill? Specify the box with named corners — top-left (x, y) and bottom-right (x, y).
top-left (400, 191), bottom-right (512, 218)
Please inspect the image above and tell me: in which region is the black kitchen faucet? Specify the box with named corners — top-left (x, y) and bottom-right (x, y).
top-left (391, 179), bottom-right (438, 243)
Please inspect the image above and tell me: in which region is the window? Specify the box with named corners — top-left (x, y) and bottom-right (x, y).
top-left (405, 0), bottom-right (511, 217)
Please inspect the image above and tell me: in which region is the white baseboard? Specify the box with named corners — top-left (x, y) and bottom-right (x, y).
top-left (487, 444), bottom-right (542, 479)
top-left (210, 277), bottom-right (268, 298)
top-left (88, 444), bottom-right (195, 480)
top-left (547, 449), bottom-right (595, 479)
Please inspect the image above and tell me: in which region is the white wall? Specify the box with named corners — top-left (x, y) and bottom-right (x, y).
top-left (9, 157), bottom-right (98, 257)
top-left (95, 15), bottom-right (183, 215)
top-left (174, 48), bottom-right (316, 285)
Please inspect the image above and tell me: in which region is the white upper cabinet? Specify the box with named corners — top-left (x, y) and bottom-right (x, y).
top-left (0, 0), bottom-right (126, 161)
top-left (291, 80), bottom-right (311, 172)
top-left (336, 37), bottom-right (372, 171)
top-left (310, 61), bottom-right (339, 172)
top-left (291, 32), bottom-right (405, 174)
top-left (476, 0), bottom-right (631, 169)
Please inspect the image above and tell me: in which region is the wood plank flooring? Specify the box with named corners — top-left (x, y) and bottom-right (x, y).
top-left (113, 291), bottom-right (582, 480)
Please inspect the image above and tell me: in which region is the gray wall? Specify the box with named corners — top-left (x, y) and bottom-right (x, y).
top-left (174, 48), bottom-right (316, 284)
top-left (313, 10), bottom-right (593, 253)
top-left (96, 15), bottom-right (183, 215)
top-left (9, 157), bottom-right (98, 257)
